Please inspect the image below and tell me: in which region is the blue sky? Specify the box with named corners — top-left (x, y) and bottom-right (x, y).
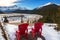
top-left (15, 0), bottom-right (60, 9)
top-left (0, 0), bottom-right (60, 9)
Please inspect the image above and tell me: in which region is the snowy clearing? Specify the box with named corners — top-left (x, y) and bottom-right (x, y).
top-left (0, 23), bottom-right (60, 40)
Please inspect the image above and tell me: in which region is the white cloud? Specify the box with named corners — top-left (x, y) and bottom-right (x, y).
top-left (0, 0), bottom-right (19, 6)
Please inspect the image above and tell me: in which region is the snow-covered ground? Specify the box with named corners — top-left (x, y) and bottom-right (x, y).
top-left (42, 23), bottom-right (60, 40)
top-left (0, 23), bottom-right (60, 40)
top-left (4, 24), bottom-right (18, 40)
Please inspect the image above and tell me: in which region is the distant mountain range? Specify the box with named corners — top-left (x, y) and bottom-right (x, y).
top-left (0, 2), bottom-right (60, 14)
top-left (31, 2), bottom-right (60, 24)
top-left (0, 5), bottom-right (31, 13)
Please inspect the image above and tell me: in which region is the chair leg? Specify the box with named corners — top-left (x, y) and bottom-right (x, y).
top-left (38, 31), bottom-right (42, 37)
top-left (16, 31), bottom-right (20, 40)
top-left (24, 33), bottom-right (28, 40)
top-left (31, 29), bottom-right (35, 38)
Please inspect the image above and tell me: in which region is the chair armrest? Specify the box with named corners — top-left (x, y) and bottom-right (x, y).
top-left (39, 29), bottom-right (42, 32)
top-left (39, 27), bottom-right (42, 32)
top-left (16, 30), bottom-right (20, 32)
top-left (16, 30), bottom-right (20, 36)
top-left (25, 29), bottom-right (28, 33)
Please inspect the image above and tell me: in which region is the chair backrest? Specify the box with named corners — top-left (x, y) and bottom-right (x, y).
top-left (34, 22), bottom-right (43, 32)
top-left (18, 23), bottom-right (28, 34)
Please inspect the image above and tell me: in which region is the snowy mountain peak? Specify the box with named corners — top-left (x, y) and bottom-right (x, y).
top-left (37, 2), bottom-right (56, 9)
top-left (41, 2), bottom-right (55, 7)
top-left (44, 2), bottom-right (54, 6)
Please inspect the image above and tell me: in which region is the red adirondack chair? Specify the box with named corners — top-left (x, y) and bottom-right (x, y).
top-left (31, 22), bottom-right (43, 38)
top-left (16, 23), bottom-right (29, 40)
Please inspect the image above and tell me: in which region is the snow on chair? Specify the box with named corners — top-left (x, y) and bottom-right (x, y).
top-left (16, 23), bottom-right (29, 40)
top-left (31, 22), bottom-right (43, 38)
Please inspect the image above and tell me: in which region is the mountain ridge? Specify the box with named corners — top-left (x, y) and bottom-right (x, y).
top-left (36, 2), bottom-right (59, 9)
